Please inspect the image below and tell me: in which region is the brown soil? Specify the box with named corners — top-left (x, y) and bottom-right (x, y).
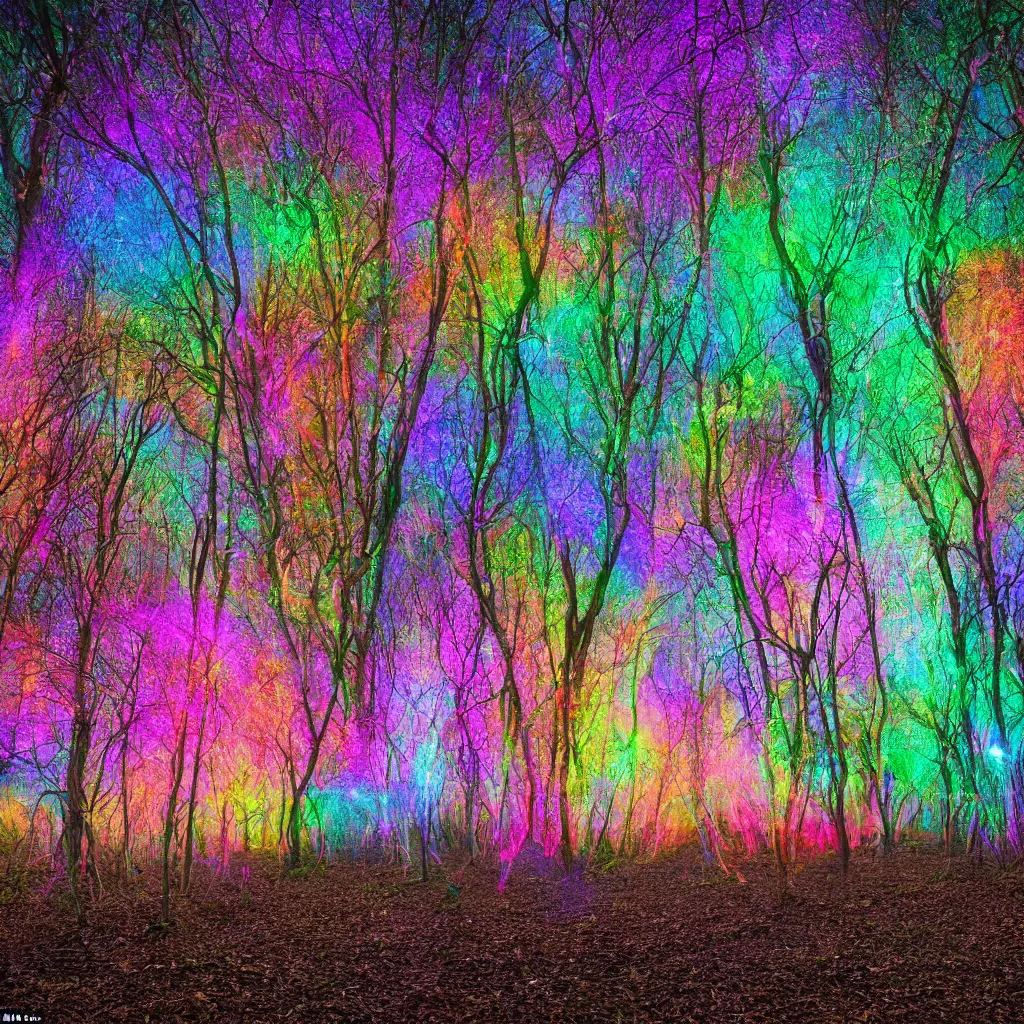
top-left (1, 850), bottom-right (1022, 1022)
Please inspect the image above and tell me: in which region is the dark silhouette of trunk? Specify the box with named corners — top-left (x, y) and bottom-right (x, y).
top-left (419, 811), bottom-right (430, 883)
top-left (64, 623), bottom-right (93, 925)
top-left (161, 711), bottom-right (188, 925)
top-left (180, 704), bottom-right (207, 895)
top-left (120, 731), bottom-right (131, 877)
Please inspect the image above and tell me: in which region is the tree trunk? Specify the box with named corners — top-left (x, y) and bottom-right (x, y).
top-left (180, 707), bottom-right (207, 894)
top-left (558, 660), bottom-right (574, 870)
top-left (161, 713), bottom-right (189, 924)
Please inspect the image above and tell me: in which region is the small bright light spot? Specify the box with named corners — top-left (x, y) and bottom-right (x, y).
top-left (989, 745), bottom-right (1004, 760)
top-left (349, 788), bottom-right (359, 799)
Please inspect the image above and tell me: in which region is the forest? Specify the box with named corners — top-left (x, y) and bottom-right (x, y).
top-left (3, 0), bottom-right (1024, 945)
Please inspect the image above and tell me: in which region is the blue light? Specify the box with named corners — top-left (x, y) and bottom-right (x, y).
top-left (989, 745), bottom-right (1005, 760)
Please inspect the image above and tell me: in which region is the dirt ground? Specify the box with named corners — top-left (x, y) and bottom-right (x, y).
top-left (1, 849), bottom-right (1023, 1022)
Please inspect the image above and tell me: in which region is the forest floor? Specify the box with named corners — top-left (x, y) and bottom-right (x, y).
top-left (1, 847), bottom-right (1023, 1023)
